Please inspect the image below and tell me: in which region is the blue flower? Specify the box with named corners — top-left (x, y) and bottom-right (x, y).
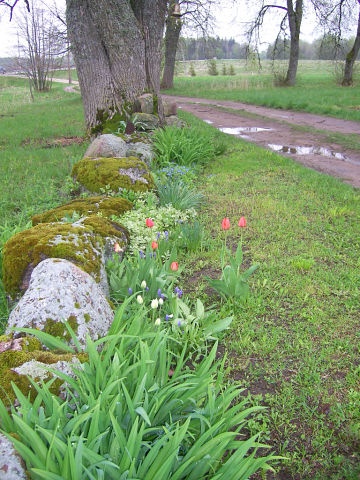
top-left (174, 286), bottom-right (183, 298)
top-left (128, 287), bottom-right (133, 295)
top-left (139, 250), bottom-right (145, 259)
top-left (165, 314), bottom-right (173, 321)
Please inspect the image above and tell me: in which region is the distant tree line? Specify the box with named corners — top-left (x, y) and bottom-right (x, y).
top-left (177, 35), bottom-right (360, 61)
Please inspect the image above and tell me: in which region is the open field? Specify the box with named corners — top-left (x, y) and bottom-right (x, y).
top-left (163, 59), bottom-right (360, 122)
top-left (0, 74), bottom-right (359, 478)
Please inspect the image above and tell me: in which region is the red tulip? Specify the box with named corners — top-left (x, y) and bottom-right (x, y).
top-left (146, 218), bottom-right (154, 227)
top-left (221, 217), bottom-right (231, 230)
top-left (238, 216), bottom-right (247, 227)
top-left (170, 261), bottom-right (179, 271)
top-left (151, 241), bottom-right (158, 250)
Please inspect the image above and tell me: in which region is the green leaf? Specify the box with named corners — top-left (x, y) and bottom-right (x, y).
top-left (10, 327), bottom-right (74, 352)
top-left (203, 316), bottom-right (233, 337)
top-left (135, 406), bottom-right (151, 426)
top-left (30, 470), bottom-right (64, 480)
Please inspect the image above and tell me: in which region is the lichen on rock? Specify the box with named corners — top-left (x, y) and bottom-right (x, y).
top-left (6, 258), bottom-right (115, 349)
top-left (71, 156), bottom-right (155, 194)
top-left (0, 433), bottom-right (27, 479)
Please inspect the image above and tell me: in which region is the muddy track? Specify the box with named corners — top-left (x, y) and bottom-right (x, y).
top-left (163, 95), bottom-right (360, 189)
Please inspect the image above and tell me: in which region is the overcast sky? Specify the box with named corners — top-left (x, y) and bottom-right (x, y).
top-left (0, 1), bottom-right (343, 58)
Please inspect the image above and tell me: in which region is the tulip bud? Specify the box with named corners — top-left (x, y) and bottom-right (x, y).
top-left (146, 218), bottom-right (154, 227)
top-left (170, 261), bottom-right (179, 271)
top-left (114, 242), bottom-right (122, 253)
top-left (151, 241), bottom-right (159, 250)
top-left (221, 217), bottom-right (231, 230)
top-left (151, 298), bottom-right (159, 309)
top-left (238, 216), bottom-right (247, 227)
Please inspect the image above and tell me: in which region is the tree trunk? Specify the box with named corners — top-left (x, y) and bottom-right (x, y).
top-left (285, 0), bottom-right (303, 86)
top-left (161, 2), bottom-right (182, 90)
top-left (342, 8), bottom-right (360, 86)
top-left (66, 0), bottom-right (167, 132)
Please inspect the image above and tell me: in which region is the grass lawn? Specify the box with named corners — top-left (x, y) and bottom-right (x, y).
top-left (0, 71), bottom-right (359, 479)
top-left (184, 114), bottom-right (360, 478)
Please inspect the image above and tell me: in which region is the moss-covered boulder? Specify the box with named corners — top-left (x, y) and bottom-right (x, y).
top-left (71, 156), bottom-right (155, 194)
top-left (2, 216), bottom-right (129, 301)
top-left (0, 333), bottom-right (86, 407)
top-left (32, 196), bottom-right (133, 225)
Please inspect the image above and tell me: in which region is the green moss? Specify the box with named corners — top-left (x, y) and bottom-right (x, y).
top-left (92, 102), bottom-right (135, 136)
top-left (32, 196), bottom-right (133, 225)
top-left (43, 317), bottom-right (78, 342)
top-left (2, 216), bottom-right (129, 299)
top-left (82, 216), bottom-right (129, 240)
top-left (102, 112), bottom-right (127, 134)
top-left (84, 313), bottom-right (91, 323)
top-left (71, 157), bottom-right (155, 194)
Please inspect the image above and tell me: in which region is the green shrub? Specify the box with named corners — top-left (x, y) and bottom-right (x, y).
top-left (156, 178), bottom-right (205, 211)
top-left (112, 192), bottom-right (197, 254)
top-left (152, 126), bottom-right (216, 167)
top-left (155, 164), bottom-right (198, 185)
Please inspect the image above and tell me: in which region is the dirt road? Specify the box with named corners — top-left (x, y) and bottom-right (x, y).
top-left (163, 95), bottom-right (360, 189)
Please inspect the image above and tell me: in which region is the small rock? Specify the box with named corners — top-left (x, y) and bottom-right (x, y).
top-left (126, 142), bottom-right (154, 166)
top-left (163, 100), bottom-right (177, 117)
top-left (136, 93), bottom-right (154, 114)
top-left (165, 115), bottom-right (187, 128)
top-left (84, 134), bottom-right (128, 158)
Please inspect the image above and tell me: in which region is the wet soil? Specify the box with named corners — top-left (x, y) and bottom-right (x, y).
top-left (163, 95), bottom-right (360, 189)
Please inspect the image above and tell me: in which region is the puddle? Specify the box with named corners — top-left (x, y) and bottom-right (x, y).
top-left (268, 144), bottom-right (360, 166)
top-left (219, 126), bottom-right (272, 135)
top-left (268, 144), bottom-right (347, 160)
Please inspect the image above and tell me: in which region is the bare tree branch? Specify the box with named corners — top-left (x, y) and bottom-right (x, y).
top-left (1, 0), bottom-right (30, 20)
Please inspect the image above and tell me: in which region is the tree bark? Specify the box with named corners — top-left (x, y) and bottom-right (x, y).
top-left (285, 0), bottom-right (303, 86)
top-left (161, 2), bottom-right (182, 89)
top-left (342, 7), bottom-right (360, 86)
top-left (66, 0), bottom-right (167, 132)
